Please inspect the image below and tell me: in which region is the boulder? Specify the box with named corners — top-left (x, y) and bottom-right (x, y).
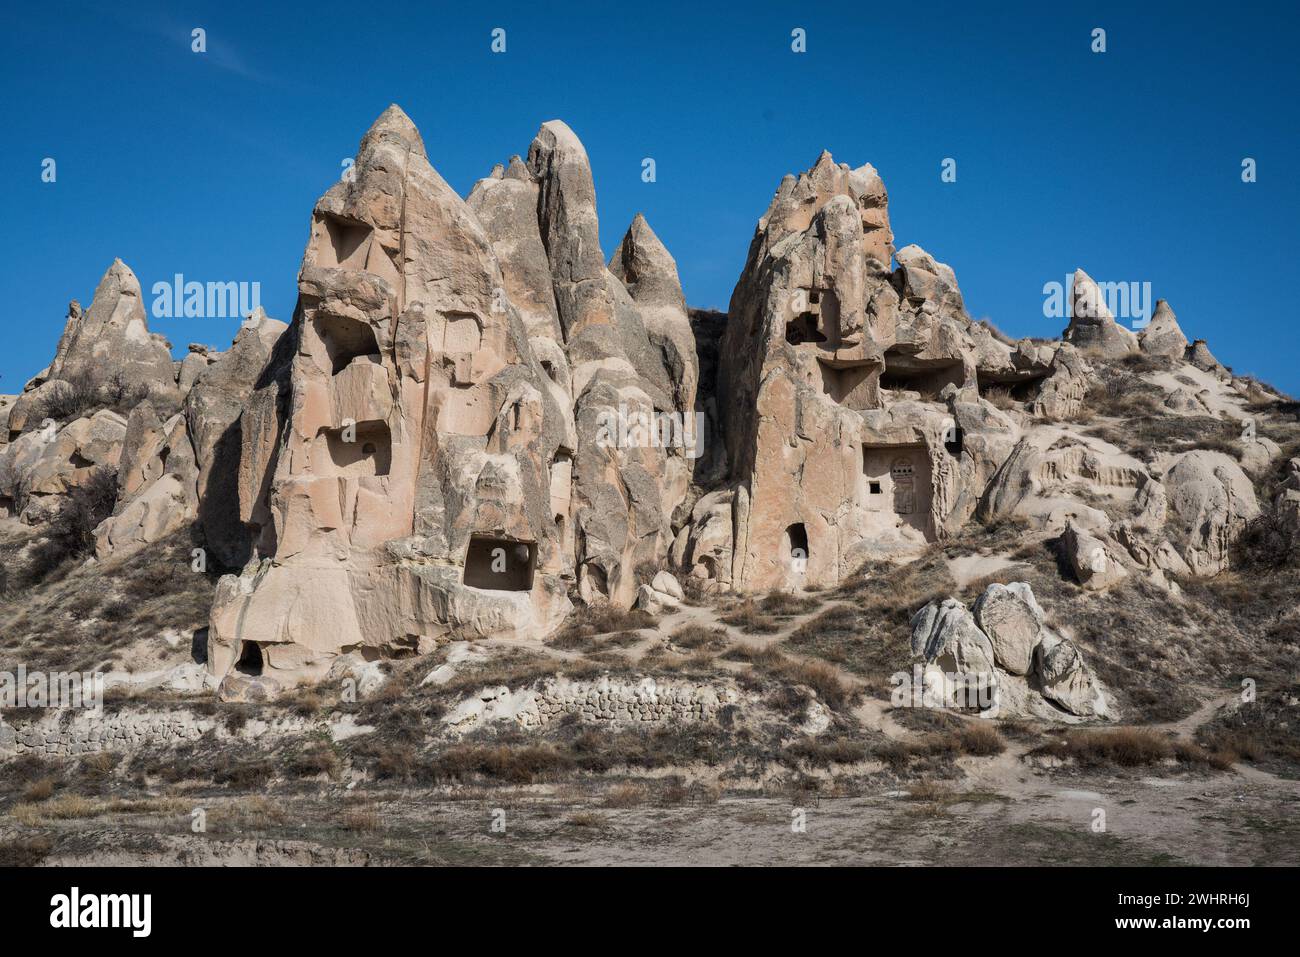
top-left (1034, 631), bottom-right (1110, 718)
top-left (1164, 450), bottom-right (1259, 575)
top-left (1060, 521), bottom-right (1127, 590)
top-left (972, 582), bottom-right (1042, 675)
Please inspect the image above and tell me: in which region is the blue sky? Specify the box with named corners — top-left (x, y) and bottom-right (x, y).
top-left (3, 1), bottom-right (1297, 395)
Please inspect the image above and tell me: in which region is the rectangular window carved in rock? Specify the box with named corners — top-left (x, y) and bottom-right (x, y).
top-left (463, 535), bottom-right (536, 591)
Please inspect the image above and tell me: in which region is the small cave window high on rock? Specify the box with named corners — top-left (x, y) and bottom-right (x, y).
top-left (463, 536), bottom-right (537, 591)
top-left (316, 312), bottom-right (381, 376)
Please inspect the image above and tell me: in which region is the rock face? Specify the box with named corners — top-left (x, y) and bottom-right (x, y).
top-left (185, 309), bottom-right (290, 568)
top-left (1164, 450), bottom-right (1260, 575)
top-left (702, 151), bottom-right (1093, 594)
top-left (1063, 269), bottom-right (1139, 358)
top-left (210, 107), bottom-right (669, 685)
top-left (9, 261), bottom-right (177, 436)
top-left (0, 410), bottom-right (126, 524)
top-left (467, 122), bottom-right (696, 609)
top-left (5, 104), bottom-right (1273, 699)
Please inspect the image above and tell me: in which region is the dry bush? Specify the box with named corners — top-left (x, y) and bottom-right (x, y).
top-left (602, 783), bottom-right (645, 808)
top-left (784, 737), bottom-right (865, 768)
top-left (1030, 728), bottom-right (1174, 768)
top-left (22, 778), bottom-right (56, 803)
top-left (670, 623), bottom-right (729, 652)
top-left (759, 591), bottom-right (822, 617)
top-left (0, 834), bottom-right (54, 867)
top-left (720, 599), bottom-right (781, 634)
top-left (873, 720), bottom-right (1006, 772)
top-left (1232, 502), bottom-right (1299, 571)
top-left (551, 605), bottom-right (656, 650)
top-left (425, 743), bottom-right (575, 785)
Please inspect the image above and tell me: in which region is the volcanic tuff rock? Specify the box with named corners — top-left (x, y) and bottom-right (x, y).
top-left (4, 103), bottom-right (1277, 697)
top-left (1139, 299), bottom-right (1189, 358)
top-left (1062, 269), bottom-right (1139, 358)
top-left (912, 583), bottom-right (1111, 719)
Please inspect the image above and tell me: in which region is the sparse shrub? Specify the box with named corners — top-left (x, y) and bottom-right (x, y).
top-left (22, 777), bottom-right (56, 802)
top-left (1030, 728), bottom-right (1173, 768)
top-left (1232, 503), bottom-right (1298, 571)
top-left (784, 737), bottom-right (864, 767)
top-left (21, 466), bottom-right (119, 584)
top-left (0, 835), bottom-right (54, 867)
top-left (720, 599), bottom-right (780, 633)
top-left (603, 783), bottom-right (645, 808)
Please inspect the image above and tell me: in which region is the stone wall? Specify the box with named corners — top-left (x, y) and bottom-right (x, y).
top-left (443, 676), bottom-right (743, 731)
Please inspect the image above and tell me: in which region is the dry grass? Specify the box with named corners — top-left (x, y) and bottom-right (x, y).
top-left (602, 783), bottom-right (646, 808)
top-left (11, 795), bottom-right (187, 826)
top-left (874, 722), bottom-right (1007, 771)
top-left (0, 834), bottom-right (55, 866)
top-left (719, 599), bottom-right (781, 634)
top-left (21, 778), bottom-right (56, 803)
top-left (549, 606), bottom-right (656, 651)
top-left (1030, 728), bottom-right (1178, 768)
top-left (670, 623), bottom-right (730, 652)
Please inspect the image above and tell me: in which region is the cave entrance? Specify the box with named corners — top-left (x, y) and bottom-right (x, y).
top-left (879, 350), bottom-right (963, 399)
top-left (785, 313), bottom-right (827, 345)
top-left (783, 523), bottom-right (809, 580)
top-left (463, 535), bottom-right (537, 591)
top-left (316, 213), bottom-right (373, 270)
top-left (235, 641), bottom-right (264, 677)
top-left (816, 360), bottom-right (876, 408)
top-left (315, 313), bottom-right (381, 375)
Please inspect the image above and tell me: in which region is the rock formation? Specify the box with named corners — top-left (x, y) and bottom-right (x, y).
top-left (912, 582), bottom-right (1111, 719)
top-left (3, 103), bottom-right (1278, 703)
top-left (1062, 269), bottom-right (1139, 358)
top-left (1139, 299), bottom-right (1189, 358)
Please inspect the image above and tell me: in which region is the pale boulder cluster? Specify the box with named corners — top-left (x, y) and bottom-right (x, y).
top-left (911, 582), bottom-right (1110, 720)
top-left (2, 104), bottom-right (1285, 706)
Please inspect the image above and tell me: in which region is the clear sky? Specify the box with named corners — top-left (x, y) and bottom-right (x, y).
top-left (4, 1), bottom-right (1297, 395)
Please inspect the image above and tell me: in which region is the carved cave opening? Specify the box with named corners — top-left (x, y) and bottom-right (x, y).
top-left (316, 313), bottom-right (381, 376)
top-left (783, 522), bottom-right (809, 580)
top-left (236, 640), bottom-right (264, 676)
top-left (317, 213), bottom-right (373, 270)
top-left (319, 420), bottom-right (392, 477)
top-left (880, 350), bottom-right (963, 398)
top-left (463, 535), bottom-right (537, 591)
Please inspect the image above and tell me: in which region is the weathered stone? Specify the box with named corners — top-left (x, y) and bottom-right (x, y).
top-left (972, 582), bottom-right (1041, 675)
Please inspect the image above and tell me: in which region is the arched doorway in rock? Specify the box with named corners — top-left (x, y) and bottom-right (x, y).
top-left (783, 523), bottom-right (809, 583)
top-left (235, 640), bottom-right (264, 677)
